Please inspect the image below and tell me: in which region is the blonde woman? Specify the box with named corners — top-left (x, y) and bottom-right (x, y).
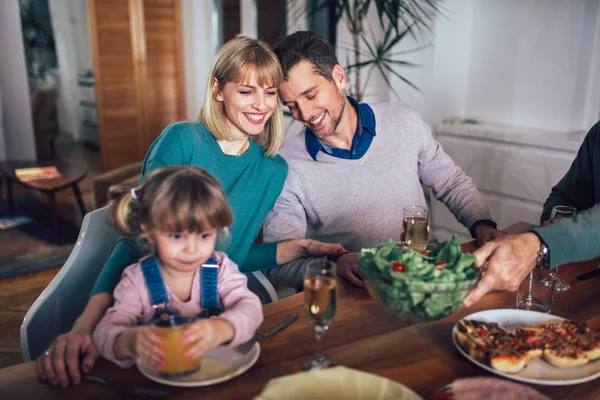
top-left (37, 37), bottom-right (345, 388)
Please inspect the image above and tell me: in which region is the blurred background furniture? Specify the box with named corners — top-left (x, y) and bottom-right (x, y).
top-left (91, 161), bottom-right (142, 209)
top-left (30, 86), bottom-right (59, 160)
top-left (88, 0), bottom-right (185, 171)
top-left (0, 160), bottom-right (87, 244)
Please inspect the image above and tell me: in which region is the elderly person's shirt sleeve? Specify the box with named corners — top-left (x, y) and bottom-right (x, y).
top-left (532, 204), bottom-right (600, 268)
top-left (540, 121), bottom-right (600, 223)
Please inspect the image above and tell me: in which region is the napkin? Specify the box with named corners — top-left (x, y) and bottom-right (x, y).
top-left (440, 377), bottom-right (550, 400)
top-left (255, 366), bottom-right (422, 400)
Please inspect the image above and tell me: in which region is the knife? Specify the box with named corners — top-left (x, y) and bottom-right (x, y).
top-left (84, 374), bottom-right (171, 398)
top-left (575, 268), bottom-right (600, 281)
top-left (235, 313), bottom-right (299, 354)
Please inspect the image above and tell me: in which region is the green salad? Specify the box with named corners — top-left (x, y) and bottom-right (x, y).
top-left (359, 234), bottom-right (479, 320)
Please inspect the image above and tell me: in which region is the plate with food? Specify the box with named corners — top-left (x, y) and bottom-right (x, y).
top-left (359, 235), bottom-right (481, 322)
top-left (452, 309), bottom-right (600, 385)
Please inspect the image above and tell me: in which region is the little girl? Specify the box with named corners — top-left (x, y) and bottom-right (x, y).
top-left (93, 166), bottom-right (263, 369)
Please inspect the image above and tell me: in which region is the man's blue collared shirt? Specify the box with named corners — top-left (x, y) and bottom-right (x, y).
top-left (305, 96), bottom-right (376, 161)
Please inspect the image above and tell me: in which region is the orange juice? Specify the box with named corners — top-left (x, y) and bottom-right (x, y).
top-left (153, 323), bottom-right (201, 377)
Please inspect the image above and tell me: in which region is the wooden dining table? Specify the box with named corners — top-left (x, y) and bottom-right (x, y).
top-left (0, 222), bottom-right (599, 399)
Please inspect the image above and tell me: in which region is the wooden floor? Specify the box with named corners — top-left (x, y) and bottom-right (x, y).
top-left (0, 140), bottom-right (102, 369)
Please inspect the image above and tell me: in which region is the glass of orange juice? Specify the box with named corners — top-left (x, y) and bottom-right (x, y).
top-left (152, 313), bottom-right (201, 377)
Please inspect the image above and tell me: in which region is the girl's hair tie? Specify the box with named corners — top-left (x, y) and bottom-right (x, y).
top-left (130, 187), bottom-right (138, 200)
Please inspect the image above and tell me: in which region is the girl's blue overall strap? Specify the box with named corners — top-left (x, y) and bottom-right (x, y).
top-left (200, 255), bottom-right (220, 316)
top-left (140, 255), bottom-right (169, 306)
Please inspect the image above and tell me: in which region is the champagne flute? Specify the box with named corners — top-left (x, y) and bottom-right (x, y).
top-left (542, 205), bottom-right (577, 291)
top-left (401, 205), bottom-right (430, 251)
top-left (302, 258), bottom-right (337, 370)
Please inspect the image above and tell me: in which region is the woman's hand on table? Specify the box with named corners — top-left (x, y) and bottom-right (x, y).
top-left (463, 233), bottom-right (540, 307)
top-left (276, 239), bottom-right (346, 265)
top-left (36, 329), bottom-right (99, 388)
top-left (36, 292), bottom-right (112, 387)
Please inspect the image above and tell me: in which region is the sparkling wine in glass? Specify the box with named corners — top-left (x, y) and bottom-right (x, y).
top-left (401, 205), bottom-right (429, 251)
top-left (302, 258), bottom-right (337, 370)
top-left (543, 205), bottom-right (577, 291)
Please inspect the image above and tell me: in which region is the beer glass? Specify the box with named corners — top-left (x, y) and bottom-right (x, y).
top-left (400, 205), bottom-right (429, 251)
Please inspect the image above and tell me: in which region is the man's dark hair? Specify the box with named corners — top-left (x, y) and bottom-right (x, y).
top-left (273, 31), bottom-right (339, 81)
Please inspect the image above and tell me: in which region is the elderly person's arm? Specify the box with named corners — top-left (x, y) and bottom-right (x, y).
top-left (541, 122), bottom-right (600, 224)
top-left (464, 205), bottom-right (600, 307)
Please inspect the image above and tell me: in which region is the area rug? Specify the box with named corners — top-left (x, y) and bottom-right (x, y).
top-left (0, 196), bottom-right (80, 279)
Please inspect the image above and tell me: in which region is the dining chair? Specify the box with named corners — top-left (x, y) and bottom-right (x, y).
top-left (20, 206), bottom-right (279, 362)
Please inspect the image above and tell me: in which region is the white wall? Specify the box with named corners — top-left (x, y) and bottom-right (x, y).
top-left (0, 0), bottom-right (36, 161)
top-left (181, 0), bottom-right (216, 120)
top-left (389, 0), bottom-right (600, 132)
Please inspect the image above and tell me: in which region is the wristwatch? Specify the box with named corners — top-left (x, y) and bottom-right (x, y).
top-left (536, 240), bottom-right (550, 270)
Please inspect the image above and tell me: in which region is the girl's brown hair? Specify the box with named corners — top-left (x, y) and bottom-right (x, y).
top-left (108, 167), bottom-right (233, 239)
top-left (199, 36), bottom-right (284, 157)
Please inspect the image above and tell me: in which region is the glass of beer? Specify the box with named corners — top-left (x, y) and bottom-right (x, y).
top-left (401, 205), bottom-right (429, 251)
top-left (152, 314), bottom-right (201, 377)
top-left (302, 257), bottom-right (337, 370)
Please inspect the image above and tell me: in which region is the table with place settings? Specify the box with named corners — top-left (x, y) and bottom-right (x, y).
top-left (0, 222), bottom-right (599, 399)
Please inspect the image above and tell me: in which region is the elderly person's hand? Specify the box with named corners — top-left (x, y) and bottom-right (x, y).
top-left (462, 233), bottom-right (540, 308)
top-left (473, 224), bottom-right (508, 247)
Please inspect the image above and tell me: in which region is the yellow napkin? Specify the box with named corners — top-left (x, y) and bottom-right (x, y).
top-left (255, 366), bottom-right (422, 400)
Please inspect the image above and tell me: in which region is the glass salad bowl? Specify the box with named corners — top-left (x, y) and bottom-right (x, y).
top-left (359, 235), bottom-right (482, 323)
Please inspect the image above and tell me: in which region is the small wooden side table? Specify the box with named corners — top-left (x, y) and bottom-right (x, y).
top-left (0, 161), bottom-right (88, 244)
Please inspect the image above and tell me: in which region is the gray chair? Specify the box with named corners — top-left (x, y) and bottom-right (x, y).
top-left (20, 206), bottom-right (278, 362)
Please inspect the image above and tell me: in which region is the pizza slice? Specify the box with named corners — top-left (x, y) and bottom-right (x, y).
top-left (489, 348), bottom-right (529, 374)
top-left (573, 330), bottom-right (600, 361)
top-left (543, 343), bottom-right (589, 368)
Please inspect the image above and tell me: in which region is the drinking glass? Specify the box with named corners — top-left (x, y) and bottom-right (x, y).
top-left (401, 205), bottom-right (429, 251)
top-left (516, 270), bottom-right (555, 313)
top-left (302, 258), bottom-right (337, 370)
top-left (542, 205), bottom-right (577, 291)
top-left (152, 314), bottom-right (201, 377)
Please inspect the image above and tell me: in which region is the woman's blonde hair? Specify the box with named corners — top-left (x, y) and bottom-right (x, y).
top-left (199, 36), bottom-right (284, 157)
top-left (108, 167), bottom-right (233, 240)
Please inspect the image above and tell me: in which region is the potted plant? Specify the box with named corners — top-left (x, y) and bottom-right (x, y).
top-left (289, 0), bottom-right (442, 101)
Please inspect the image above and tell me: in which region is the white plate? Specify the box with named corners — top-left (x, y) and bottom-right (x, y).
top-left (137, 343), bottom-right (260, 387)
top-left (452, 309), bottom-right (600, 386)
top-left (255, 366), bottom-right (423, 400)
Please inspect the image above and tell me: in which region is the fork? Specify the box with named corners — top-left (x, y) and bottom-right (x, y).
top-left (84, 374), bottom-right (171, 398)
top-left (235, 313), bottom-right (299, 354)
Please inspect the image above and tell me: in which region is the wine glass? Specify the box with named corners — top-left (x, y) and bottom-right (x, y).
top-left (542, 205), bottom-right (577, 291)
top-left (302, 257), bottom-right (337, 370)
top-left (400, 205), bottom-right (430, 251)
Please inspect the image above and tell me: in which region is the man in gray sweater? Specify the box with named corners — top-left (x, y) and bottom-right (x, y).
top-left (263, 31), bottom-right (503, 288)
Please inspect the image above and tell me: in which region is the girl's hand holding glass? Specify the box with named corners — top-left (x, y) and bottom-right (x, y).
top-left (181, 318), bottom-right (235, 360)
top-left (133, 326), bottom-right (165, 370)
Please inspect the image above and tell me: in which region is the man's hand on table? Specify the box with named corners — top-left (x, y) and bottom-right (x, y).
top-left (36, 329), bottom-right (99, 388)
top-left (463, 233), bottom-right (540, 307)
top-left (337, 252), bottom-right (364, 287)
top-left (474, 224), bottom-right (508, 247)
